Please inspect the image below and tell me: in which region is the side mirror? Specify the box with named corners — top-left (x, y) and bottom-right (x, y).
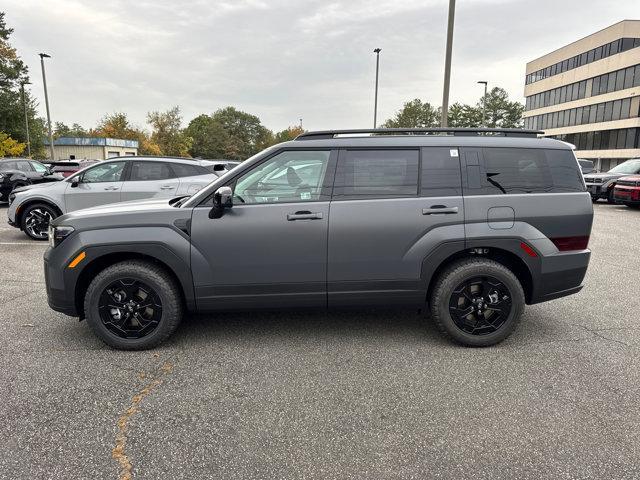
top-left (70, 177), bottom-right (80, 188)
top-left (209, 186), bottom-right (233, 219)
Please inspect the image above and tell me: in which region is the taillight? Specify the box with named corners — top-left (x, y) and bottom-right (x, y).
top-left (550, 236), bottom-right (590, 251)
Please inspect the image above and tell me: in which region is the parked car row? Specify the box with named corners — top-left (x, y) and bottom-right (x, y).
top-left (0, 158), bottom-right (63, 202)
top-left (6, 156), bottom-right (235, 240)
top-left (583, 158), bottom-right (640, 207)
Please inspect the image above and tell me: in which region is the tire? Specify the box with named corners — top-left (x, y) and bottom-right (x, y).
top-left (625, 203), bottom-right (640, 210)
top-left (84, 260), bottom-right (183, 350)
top-left (430, 258), bottom-right (525, 347)
top-left (20, 202), bottom-right (58, 240)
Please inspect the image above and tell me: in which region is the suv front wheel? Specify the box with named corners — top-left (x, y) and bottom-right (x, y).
top-left (430, 258), bottom-right (525, 347)
top-left (21, 202), bottom-right (58, 240)
top-left (84, 260), bottom-right (183, 350)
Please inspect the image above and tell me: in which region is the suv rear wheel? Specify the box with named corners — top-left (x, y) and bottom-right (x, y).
top-left (430, 258), bottom-right (525, 347)
top-left (84, 260), bottom-right (183, 350)
top-left (21, 202), bottom-right (58, 240)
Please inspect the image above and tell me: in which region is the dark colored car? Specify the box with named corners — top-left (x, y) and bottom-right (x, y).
top-left (577, 159), bottom-right (594, 174)
top-left (0, 158), bottom-right (63, 202)
top-left (613, 175), bottom-right (640, 208)
top-left (583, 159), bottom-right (640, 203)
top-left (43, 128), bottom-right (592, 350)
top-left (50, 160), bottom-right (99, 178)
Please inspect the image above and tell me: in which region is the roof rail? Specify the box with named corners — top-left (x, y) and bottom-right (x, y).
top-left (294, 128), bottom-right (544, 140)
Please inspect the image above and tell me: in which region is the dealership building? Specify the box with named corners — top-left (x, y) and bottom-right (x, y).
top-left (44, 137), bottom-right (139, 161)
top-left (523, 20), bottom-right (640, 171)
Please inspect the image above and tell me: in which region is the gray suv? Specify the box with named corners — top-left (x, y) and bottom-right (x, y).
top-left (43, 128), bottom-right (593, 350)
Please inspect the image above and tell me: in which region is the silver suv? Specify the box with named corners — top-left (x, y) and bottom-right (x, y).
top-left (43, 128), bottom-right (593, 350)
top-left (8, 156), bottom-right (224, 240)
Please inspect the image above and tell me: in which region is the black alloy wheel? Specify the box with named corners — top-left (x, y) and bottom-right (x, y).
top-left (98, 278), bottom-right (163, 339)
top-left (448, 276), bottom-right (512, 336)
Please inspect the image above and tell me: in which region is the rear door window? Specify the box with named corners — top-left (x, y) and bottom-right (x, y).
top-left (420, 147), bottom-right (462, 197)
top-left (464, 148), bottom-right (584, 195)
top-left (170, 163), bottom-right (208, 177)
top-left (129, 161), bottom-right (176, 181)
top-left (333, 149), bottom-right (419, 199)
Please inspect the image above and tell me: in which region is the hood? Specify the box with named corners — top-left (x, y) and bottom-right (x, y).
top-left (583, 172), bottom-right (626, 180)
top-left (12, 181), bottom-right (59, 194)
top-left (52, 196), bottom-right (192, 232)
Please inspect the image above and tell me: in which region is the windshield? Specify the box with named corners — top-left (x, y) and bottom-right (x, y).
top-left (609, 160), bottom-right (640, 174)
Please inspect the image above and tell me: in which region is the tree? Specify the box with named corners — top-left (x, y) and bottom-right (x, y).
top-left (92, 112), bottom-right (161, 156)
top-left (447, 102), bottom-right (482, 127)
top-left (0, 131), bottom-right (26, 156)
top-left (147, 106), bottom-right (192, 157)
top-left (54, 122), bottom-right (87, 138)
top-left (382, 99), bottom-right (440, 128)
top-left (0, 12), bottom-right (46, 157)
top-left (210, 107), bottom-right (272, 160)
top-left (184, 114), bottom-right (231, 159)
top-left (480, 87), bottom-right (525, 128)
top-left (272, 126), bottom-right (304, 144)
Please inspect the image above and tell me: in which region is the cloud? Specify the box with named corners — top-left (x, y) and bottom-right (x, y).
top-left (3, 0), bottom-right (635, 132)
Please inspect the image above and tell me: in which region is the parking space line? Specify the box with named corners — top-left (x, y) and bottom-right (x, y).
top-left (0, 242), bottom-right (47, 245)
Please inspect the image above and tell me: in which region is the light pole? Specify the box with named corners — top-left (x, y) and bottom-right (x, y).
top-left (39, 53), bottom-right (55, 160)
top-left (20, 81), bottom-right (32, 158)
top-left (477, 80), bottom-right (488, 127)
top-left (373, 48), bottom-right (381, 128)
top-left (441, 0), bottom-right (456, 127)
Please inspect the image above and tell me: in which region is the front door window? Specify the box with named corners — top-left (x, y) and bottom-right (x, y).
top-left (233, 150), bottom-right (331, 204)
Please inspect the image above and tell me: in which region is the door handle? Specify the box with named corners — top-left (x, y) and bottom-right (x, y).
top-left (422, 205), bottom-right (459, 215)
top-left (160, 185), bottom-right (175, 190)
top-left (287, 211), bottom-right (323, 221)
top-left (103, 186), bottom-right (119, 191)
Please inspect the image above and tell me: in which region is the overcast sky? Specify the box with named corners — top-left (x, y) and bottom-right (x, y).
top-left (3, 0), bottom-right (637, 132)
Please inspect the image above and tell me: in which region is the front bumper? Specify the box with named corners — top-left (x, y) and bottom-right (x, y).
top-left (613, 186), bottom-right (640, 204)
top-left (584, 182), bottom-right (609, 199)
top-left (44, 246), bottom-right (80, 317)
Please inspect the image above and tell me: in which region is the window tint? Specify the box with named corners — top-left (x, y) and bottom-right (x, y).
top-left (333, 149), bottom-right (419, 198)
top-left (0, 161), bottom-right (16, 171)
top-left (31, 161), bottom-right (48, 173)
top-left (233, 150), bottom-right (331, 204)
top-left (16, 160), bottom-right (33, 172)
top-left (420, 148), bottom-right (462, 197)
top-left (81, 162), bottom-right (125, 183)
top-left (129, 161), bottom-right (175, 181)
top-left (467, 148), bottom-right (584, 195)
top-left (171, 163), bottom-right (208, 177)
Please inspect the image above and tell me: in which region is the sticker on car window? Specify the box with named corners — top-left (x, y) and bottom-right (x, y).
top-left (450, 149), bottom-right (459, 157)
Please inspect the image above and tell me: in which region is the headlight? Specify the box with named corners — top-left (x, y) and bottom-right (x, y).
top-left (48, 225), bottom-right (75, 248)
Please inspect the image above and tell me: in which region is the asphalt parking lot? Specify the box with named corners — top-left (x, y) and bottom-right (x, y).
top-left (1, 203), bottom-right (639, 480)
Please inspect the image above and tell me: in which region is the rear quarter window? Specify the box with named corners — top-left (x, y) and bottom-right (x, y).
top-left (464, 148), bottom-right (584, 195)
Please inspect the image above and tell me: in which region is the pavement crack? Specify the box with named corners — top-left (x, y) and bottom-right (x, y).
top-left (112, 360), bottom-right (174, 480)
top-left (569, 323), bottom-right (633, 348)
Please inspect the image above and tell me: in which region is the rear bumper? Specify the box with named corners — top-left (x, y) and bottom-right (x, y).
top-left (529, 250), bottom-right (591, 305)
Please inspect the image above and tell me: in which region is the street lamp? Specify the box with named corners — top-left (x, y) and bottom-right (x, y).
top-left (20, 80), bottom-right (32, 158)
top-left (441, 0), bottom-right (456, 127)
top-left (39, 53), bottom-right (55, 160)
top-left (477, 80), bottom-right (488, 127)
top-left (373, 48), bottom-right (381, 128)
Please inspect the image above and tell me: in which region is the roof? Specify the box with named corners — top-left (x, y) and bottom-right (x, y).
top-left (44, 137), bottom-right (139, 148)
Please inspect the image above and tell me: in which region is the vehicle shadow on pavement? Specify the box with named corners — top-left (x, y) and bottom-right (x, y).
top-left (169, 308), bottom-right (450, 346)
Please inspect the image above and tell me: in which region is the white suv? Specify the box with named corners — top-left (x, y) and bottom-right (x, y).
top-left (8, 156), bottom-right (225, 240)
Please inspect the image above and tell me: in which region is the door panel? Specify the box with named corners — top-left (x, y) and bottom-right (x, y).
top-left (190, 202), bottom-right (330, 310)
top-left (121, 161), bottom-right (179, 201)
top-left (64, 161), bottom-right (125, 212)
top-left (327, 197), bottom-right (464, 307)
